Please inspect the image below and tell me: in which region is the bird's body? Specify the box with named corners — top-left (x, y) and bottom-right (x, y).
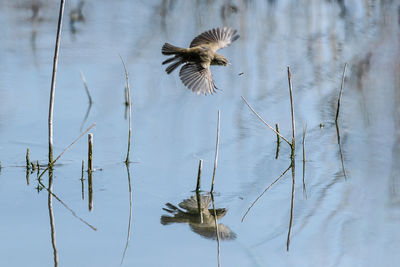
top-left (162, 27), bottom-right (239, 95)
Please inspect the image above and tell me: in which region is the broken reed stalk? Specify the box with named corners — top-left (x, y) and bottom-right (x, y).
top-left (81, 160), bottom-right (85, 200)
top-left (210, 193), bottom-right (221, 267)
top-left (37, 124), bottom-right (96, 181)
top-left (196, 159), bottom-right (203, 192)
top-left (241, 96), bottom-right (291, 146)
top-left (275, 123), bottom-right (281, 145)
top-left (88, 169), bottom-right (93, 211)
top-left (26, 148), bottom-right (30, 169)
top-left (335, 63), bottom-right (347, 123)
top-left (87, 133), bottom-right (94, 211)
top-left (88, 133), bottom-right (93, 172)
top-left (120, 56), bottom-right (133, 164)
top-left (275, 123), bottom-right (281, 159)
top-left (48, 0), bottom-right (66, 163)
top-left (80, 71), bottom-right (93, 104)
top-left (287, 67), bottom-right (296, 158)
top-left (210, 110), bottom-right (220, 193)
top-left (242, 164), bottom-right (292, 222)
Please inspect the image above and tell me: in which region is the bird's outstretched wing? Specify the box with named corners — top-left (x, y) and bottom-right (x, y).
top-left (179, 63), bottom-right (217, 95)
top-left (189, 27), bottom-right (239, 52)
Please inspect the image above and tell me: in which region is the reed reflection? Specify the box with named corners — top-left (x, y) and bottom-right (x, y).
top-left (161, 193), bottom-right (236, 240)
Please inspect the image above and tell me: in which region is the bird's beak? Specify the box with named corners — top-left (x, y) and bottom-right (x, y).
top-left (228, 62), bottom-right (232, 66)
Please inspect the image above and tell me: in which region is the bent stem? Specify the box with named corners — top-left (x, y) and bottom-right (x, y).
top-left (242, 164), bottom-right (292, 222)
top-left (241, 96), bottom-right (291, 146)
top-left (120, 55), bottom-right (133, 164)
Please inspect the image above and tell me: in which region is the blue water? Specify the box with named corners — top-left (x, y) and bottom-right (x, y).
top-left (0, 0), bottom-right (399, 266)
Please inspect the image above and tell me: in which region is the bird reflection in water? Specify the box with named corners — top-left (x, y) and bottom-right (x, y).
top-left (161, 194), bottom-right (236, 240)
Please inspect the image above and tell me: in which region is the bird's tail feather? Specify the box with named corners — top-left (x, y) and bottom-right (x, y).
top-left (162, 43), bottom-right (184, 55)
top-left (165, 60), bottom-right (183, 74)
top-left (162, 56), bottom-right (179, 65)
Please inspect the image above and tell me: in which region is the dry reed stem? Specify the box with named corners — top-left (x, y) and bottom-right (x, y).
top-left (335, 63), bottom-right (347, 123)
top-left (48, 0), bottom-right (66, 163)
top-left (210, 110), bottom-right (220, 193)
top-left (287, 67), bottom-right (296, 161)
top-left (120, 56), bottom-right (133, 164)
top-left (81, 160), bottom-right (85, 200)
top-left (241, 96), bottom-right (291, 146)
top-left (88, 133), bottom-right (93, 172)
top-left (37, 124), bottom-right (96, 181)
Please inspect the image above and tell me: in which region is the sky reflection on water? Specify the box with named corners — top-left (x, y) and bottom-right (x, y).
top-left (0, 0), bottom-right (399, 266)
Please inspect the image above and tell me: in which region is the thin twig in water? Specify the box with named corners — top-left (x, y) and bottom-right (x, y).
top-left (335, 63), bottom-right (347, 123)
top-left (81, 160), bottom-right (85, 200)
top-left (335, 63), bottom-right (348, 179)
top-left (120, 55), bottom-right (133, 164)
top-left (241, 96), bottom-right (291, 146)
top-left (210, 192), bottom-right (221, 267)
top-left (287, 67), bottom-right (296, 158)
top-left (242, 164), bottom-right (292, 222)
top-left (37, 124), bottom-right (96, 181)
top-left (210, 110), bottom-right (220, 193)
top-left (48, 0), bottom-right (66, 162)
top-left (80, 71), bottom-right (93, 104)
top-left (286, 163), bottom-right (295, 251)
top-left (121, 163), bottom-right (133, 265)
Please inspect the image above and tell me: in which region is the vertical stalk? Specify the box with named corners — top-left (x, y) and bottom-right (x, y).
top-left (48, 0), bottom-right (66, 163)
top-left (287, 67), bottom-right (296, 159)
top-left (210, 110), bottom-right (220, 193)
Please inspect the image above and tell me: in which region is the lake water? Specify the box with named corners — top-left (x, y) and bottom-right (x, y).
top-left (1, 0), bottom-right (399, 266)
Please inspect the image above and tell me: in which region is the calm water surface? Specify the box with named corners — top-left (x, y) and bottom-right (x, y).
top-left (0, 0), bottom-right (399, 266)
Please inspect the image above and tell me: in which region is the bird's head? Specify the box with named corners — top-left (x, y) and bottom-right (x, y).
top-left (212, 54), bottom-right (229, 66)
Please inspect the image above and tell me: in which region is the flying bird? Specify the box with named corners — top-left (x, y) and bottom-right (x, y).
top-left (161, 27), bottom-right (239, 95)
